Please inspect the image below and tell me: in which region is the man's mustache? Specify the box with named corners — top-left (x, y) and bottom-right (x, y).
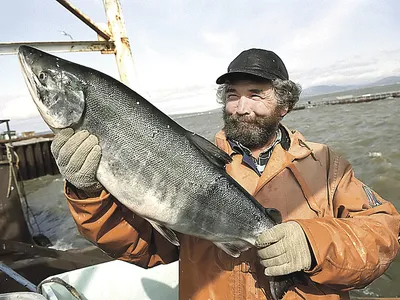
top-left (226, 114), bottom-right (260, 124)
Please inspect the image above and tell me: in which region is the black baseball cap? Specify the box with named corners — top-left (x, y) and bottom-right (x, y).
top-left (216, 48), bottom-right (289, 84)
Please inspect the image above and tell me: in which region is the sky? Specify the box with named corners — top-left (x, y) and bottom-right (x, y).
top-left (1, 0), bottom-right (400, 133)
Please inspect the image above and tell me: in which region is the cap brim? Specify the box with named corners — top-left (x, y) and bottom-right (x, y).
top-left (215, 70), bottom-right (277, 84)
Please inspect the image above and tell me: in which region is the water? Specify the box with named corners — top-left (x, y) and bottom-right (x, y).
top-left (22, 89), bottom-right (400, 297)
top-left (22, 176), bottom-right (93, 250)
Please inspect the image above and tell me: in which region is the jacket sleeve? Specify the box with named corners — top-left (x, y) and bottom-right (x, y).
top-left (65, 182), bottom-right (179, 268)
top-left (295, 150), bottom-right (400, 291)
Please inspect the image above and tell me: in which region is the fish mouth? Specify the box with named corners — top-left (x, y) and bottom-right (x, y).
top-left (18, 47), bottom-right (41, 104)
top-left (18, 46), bottom-right (55, 128)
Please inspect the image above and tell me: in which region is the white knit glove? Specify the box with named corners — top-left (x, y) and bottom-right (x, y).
top-left (255, 221), bottom-right (312, 276)
top-left (51, 128), bottom-right (103, 192)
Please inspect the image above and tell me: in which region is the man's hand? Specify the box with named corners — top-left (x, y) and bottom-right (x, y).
top-left (51, 128), bottom-right (103, 193)
top-left (255, 221), bottom-right (312, 276)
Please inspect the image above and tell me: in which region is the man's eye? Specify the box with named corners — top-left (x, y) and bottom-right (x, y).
top-left (251, 94), bottom-right (263, 100)
top-left (227, 94), bottom-right (239, 101)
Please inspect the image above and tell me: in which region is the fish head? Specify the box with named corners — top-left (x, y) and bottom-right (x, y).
top-left (18, 45), bottom-right (87, 130)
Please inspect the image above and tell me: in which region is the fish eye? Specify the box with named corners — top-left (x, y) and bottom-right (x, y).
top-left (38, 72), bottom-right (47, 81)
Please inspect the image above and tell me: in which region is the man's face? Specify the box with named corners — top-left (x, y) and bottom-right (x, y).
top-left (223, 80), bottom-right (287, 149)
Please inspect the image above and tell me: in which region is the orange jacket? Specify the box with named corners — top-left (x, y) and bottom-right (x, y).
top-left (65, 126), bottom-right (400, 299)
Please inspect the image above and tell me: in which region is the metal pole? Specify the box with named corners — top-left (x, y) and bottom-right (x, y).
top-left (55, 0), bottom-right (111, 41)
top-left (103, 0), bottom-right (139, 89)
top-left (0, 40), bottom-right (115, 55)
top-left (5, 121), bottom-right (11, 140)
top-left (0, 262), bottom-right (36, 291)
top-left (0, 119), bottom-right (11, 140)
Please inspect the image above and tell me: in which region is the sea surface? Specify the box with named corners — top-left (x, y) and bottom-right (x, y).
top-left (22, 84), bottom-right (400, 297)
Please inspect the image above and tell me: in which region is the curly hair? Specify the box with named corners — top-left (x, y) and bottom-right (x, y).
top-left (216, 78), bottom-right (302, 113)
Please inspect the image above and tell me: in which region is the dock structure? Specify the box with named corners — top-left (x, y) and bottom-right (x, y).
top-left (0, 134), bottom-right (58, 181)
top-left (293, 90), bottom-right (400, 111)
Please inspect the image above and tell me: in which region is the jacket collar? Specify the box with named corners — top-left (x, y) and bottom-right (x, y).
top-left (214, 124), bottom-right (316, 195)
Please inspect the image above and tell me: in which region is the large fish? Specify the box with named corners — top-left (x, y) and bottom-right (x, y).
top-left (18, 45), bottom-right (299, 299)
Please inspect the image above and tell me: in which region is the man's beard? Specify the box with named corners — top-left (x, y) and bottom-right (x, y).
top-left (223, 109), bottom-right (282, 149)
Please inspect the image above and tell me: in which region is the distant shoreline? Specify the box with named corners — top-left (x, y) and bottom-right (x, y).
top-left (171, 107), bottom-right (222, 119)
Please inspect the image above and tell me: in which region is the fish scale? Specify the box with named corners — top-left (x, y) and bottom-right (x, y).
top-left (18, 45), bottom-right (299, 300)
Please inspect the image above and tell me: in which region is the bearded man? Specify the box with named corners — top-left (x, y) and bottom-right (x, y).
top-left (52, 48), bottom-right (400, 299)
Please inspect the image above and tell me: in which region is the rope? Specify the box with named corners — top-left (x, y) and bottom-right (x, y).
top-left (37, 277), bottom-right (84, 300)
top-left (6, 145), bottom-right (13, 198)
top-left (5, 143), bottom-right (42, 235)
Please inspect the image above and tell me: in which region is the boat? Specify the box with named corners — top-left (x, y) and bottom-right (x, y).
top-left (0, 0), bottom-right (398, 297)
top-left (0, 133), bottom-right (112, 295)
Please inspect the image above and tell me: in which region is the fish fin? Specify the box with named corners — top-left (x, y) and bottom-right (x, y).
top-left (186, 132), bottom-right (232, 168)
top-left (146, 219), bottom-right (180, 246)
top-left (269, 274), bottom-right (296, 300)
top-left (265, 208), bottom-right (282, 224)
top-left (213, 241), bottom-right (250, 258)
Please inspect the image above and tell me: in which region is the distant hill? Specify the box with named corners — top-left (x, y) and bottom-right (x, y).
top-left (363, 76), bottom-right (400, 87)
top-left (302, 76), bottom-right (400, 97)
top-left (301, 85), bottom-right (357, 97)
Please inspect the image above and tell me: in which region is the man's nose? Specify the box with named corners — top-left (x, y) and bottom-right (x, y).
top-left (236, 96), bottom-right (251, 115)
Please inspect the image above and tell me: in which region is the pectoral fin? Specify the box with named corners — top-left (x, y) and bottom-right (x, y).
top-left (213, 241), bottom-right (250, 258)
top-left (146, 219), bottom-right (180, 246)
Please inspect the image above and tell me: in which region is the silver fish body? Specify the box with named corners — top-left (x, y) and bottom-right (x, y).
top-left (18, 45), bottom-right (297, 299)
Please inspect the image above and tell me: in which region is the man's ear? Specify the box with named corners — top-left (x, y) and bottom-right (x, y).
top-left (280, 107), bottom-right (289, 118)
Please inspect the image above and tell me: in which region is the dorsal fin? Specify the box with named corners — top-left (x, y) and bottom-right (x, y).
top-left (265, 208), bottom-right (282, 224)
top-left (186, 131), bottom-right (232, 168)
